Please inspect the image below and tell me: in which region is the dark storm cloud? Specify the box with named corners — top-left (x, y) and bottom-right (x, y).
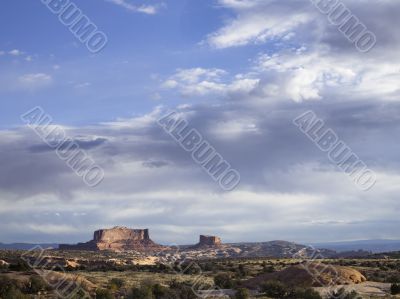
top-left (318, 0), bottom-right (400, 54)
top-left (29, 137), bottom-right (107, 153)
top-left (2, 96), bottom-right (398, 197)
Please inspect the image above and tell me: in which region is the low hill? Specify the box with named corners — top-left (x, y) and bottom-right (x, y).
top-left (243, 263), bottom-right (367, 289)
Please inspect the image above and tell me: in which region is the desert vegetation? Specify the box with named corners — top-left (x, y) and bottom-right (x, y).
top-left (0, 249), bottom-right (399, 298)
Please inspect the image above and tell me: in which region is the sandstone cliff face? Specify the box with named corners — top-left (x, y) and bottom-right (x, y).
top-left (59, 227), bottom-right (162, 252)
top-left (199, 235), bottom-right (221, 246)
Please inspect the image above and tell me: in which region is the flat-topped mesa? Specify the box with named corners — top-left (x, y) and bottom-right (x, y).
top-left (94, 226), bottom-right (149, 242)
top-left (192, 235), bottom-right (222, 248)
top-left (59, 227), bottom-right (162, 252)
top-left (200, 235), bottom-right (221, 246)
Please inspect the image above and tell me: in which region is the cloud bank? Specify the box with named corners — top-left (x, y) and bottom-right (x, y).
top-left (1, 0), bottom-right (400, 244)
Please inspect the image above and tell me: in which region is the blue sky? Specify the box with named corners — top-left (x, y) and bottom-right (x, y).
top-left (0, 0), bottom-right (257, 127)
top-left (1, 0), bottom-right (400, 245)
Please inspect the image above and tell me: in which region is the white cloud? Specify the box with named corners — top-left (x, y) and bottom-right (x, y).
top-left (0, 49), bottom-right (37, 63)
top-left (136, 5), bottom-right (159, 15)
top-left (200, 0), bottom-right (400, 103)
top-left (1, 0), bottom-right (400, 244)
top-left (162, 67), bottom-right (259, 97)
top-left (162, 80), bottom-right (178, 88)
top-left (18, 73), bottom-right (53, 89)
top-left (212, 118), bottom-right (259, 139)
top-left (27, 224), bottom-right (78, 234)
top-left (9, 49), bottom-right (23, 56)
top-left (74, 82), bottom-right (91, 88)
top-left (173, 68), bottom-right (227, 83)
top-left (254, 46), bottom-right (400, 102)
top-left (151, 92), bottom-right (162, 100)
top-left (105, 0), bottom-right (164, 15)
top-left (253, 48), bottom-right (356, 102)
top-left (206, 0), bottom-right (312, 49)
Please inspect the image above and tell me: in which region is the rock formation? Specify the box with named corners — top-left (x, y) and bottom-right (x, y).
top-left (59, 226), bottom-right (163, 252)
top-left (200, 235), bottom-right (222, 246)
top-left (191, 235), bottom-right (222, 248)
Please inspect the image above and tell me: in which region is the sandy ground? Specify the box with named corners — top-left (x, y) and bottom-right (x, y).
top-left (134, 256), bottom-right (158, 265)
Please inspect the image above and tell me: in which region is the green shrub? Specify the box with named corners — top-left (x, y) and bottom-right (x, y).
top-left (0, 277), bottom-right (20, 296)
top-left (130, 285), bottom-right (155, 299)
top-left (96, 288), bottom-right (115, 299)
top-left (128, 282), bottom-right (199, 299)
top-left (152, 284), bottom-right (179, 299)
top-left (327, 288), bottom-right (361, 299)
top-left (29, 275), bottom-right (48, 293)
top-left (109, 278), bottom-right (124, 290)
top-left (235, 288), bottom-right (250, 299)
top-left (263, 265), bottom-right (275, 273)
top-left (287, 288), bottom-right (322, 299)
top-left (387, 274), bottom-right (400, 283)
top-left (261, 280), bottom-right (288, 298)
top-left (214, 273), bottom-right (235, 288)
top-left (152, 284), bottom-right (167, 298)
top-left (0, 277), bottom-right (29, 299)
top-left (169, 282), bottom-right (197, 299)
top-left (0, 263), bottom-right (8, 271)
top-left (8, 259), bottom-right (30, 272)
top-left (237, 264), bottom-right (249, 278)
top-left (70, 289), bottom-right (89, 299)
top-left (391, 283), bottom-right (400, 295)
top-left (203, 262), bottom-right (216, 272)
top-left (1, 287), bottom-right (29, 299)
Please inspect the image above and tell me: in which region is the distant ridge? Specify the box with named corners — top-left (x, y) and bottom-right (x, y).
top-left (2, 236), bottom-right (400, 255)
top-left (311, 239), bottom-right (400, 253)
top-left (0, 243), bottom-right (58, 250)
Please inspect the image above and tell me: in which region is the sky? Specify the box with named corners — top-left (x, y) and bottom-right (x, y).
top-left (0, 0), bottom-right (399, 245)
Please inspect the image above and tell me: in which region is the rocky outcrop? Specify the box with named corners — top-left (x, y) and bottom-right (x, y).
top-left (0, 260), bottom-right (9, 267)
top-left (59, 227), bottom-right (163, 252)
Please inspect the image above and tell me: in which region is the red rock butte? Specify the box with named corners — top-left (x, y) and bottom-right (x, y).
top-left (59, 226), bottom-right (163, 252)
top-left (191, 235), bottom-right (222, 248)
